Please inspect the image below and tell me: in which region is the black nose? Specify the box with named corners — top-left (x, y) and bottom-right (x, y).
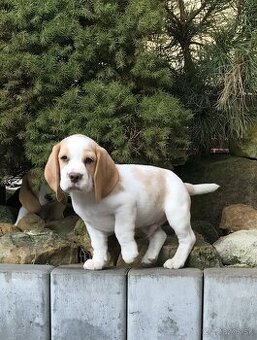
top-left (69, 172), bottom-right (83, 183)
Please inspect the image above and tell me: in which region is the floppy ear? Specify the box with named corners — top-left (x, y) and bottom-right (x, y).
top-left (94, 146), bottom-right (119, 202)
top-left (44, 143), bottom-right (66, 202)
top-left (19, 174), bottom-right (41, 213)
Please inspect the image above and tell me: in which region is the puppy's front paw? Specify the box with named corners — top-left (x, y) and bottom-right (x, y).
top-left (121, 244), bottom-right (139, 264)
top-left (83, 259), bottom-right (104, 270)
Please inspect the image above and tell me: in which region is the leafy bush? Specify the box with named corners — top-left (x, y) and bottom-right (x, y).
top-left (0, 0), bottom-right (192, 179)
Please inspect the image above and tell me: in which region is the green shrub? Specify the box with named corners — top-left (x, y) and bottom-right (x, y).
top-left (0, 0), bottom-right (192, 179)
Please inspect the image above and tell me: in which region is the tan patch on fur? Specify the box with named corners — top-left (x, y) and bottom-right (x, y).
top-left (132, 167), bottom-right (166, 206)
top-left (44, 141), bottom-right (67, 202)
top-left (19, 171), bottom-right (41, 213)
top-left (94, 145), bottom-right (120, 201)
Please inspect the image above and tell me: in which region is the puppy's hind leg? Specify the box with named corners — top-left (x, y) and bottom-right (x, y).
top-left (163, 194), bottom-right (196, 269)
top-left (141, 226), bottom-right (167, 266)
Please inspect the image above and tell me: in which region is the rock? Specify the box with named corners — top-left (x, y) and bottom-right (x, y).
top-left (0, 216), bottom-right (93, 266)
top-left (13, 213), bottom-right (120, 266)
top-left (0, 223), bottom-right (20, 236)
top-left (226, 263), bottom-right (251, 268)
top-left (220, 204), bottom-right (257, 231)
top-left (213, 230), bottom-right (257, 267)
top-left (230, 124), bottom-right (257, 159)
top-left (47, 217), bottom-right (93, 263)
top-left (191, 220), bottom-right (220, 244)
top-left (176, 155), bottom-right (257, 226)
top-left (117, 233), bottom-right (221, 270)
top-left (70, 218), bottom-right (93, 253)
top-left (0, 230), bottom-right (78, 265)
top-left (17, 213), bottom-right (46, 231)
top-left (0, 205), bottom-right (16, 223)
top-left (158, 234), bottom-right (222, 270)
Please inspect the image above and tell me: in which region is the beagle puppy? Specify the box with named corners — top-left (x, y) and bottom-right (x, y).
top-left (14, 171), bottom-right (65, 226)
top-left (44, 134), bottom-right (219, 270)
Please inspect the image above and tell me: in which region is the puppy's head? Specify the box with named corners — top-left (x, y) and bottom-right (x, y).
top-left (44, 135), bottom-right (119, 202)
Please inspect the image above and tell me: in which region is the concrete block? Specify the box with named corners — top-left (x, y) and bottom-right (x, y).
top-left (51, 265), bottom-right (127, 340)
top-left (203, 268), bottom-right (257, 340)
top-left (127, 268), bottom-right (203, 340)
top-left (0, 264), bottom-right (53, 340)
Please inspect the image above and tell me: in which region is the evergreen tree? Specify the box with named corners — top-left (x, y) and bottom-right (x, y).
top-left (0, 0), bottom-right (192, 180)
top-left (206, 0), bottom-right (257, 139)
top-left (152, 0), bottom-right (257, 151)
top-left (157, 0), bottom-right (243, 151)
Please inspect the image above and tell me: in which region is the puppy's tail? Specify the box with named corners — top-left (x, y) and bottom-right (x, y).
top-left (185, 183), bottom-right (219, 196)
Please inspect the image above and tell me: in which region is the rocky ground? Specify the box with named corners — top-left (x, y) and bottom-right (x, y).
top-left (2, 146), bottom-right (257, 269)
top-left (0, 200), bottom-right (223, 269)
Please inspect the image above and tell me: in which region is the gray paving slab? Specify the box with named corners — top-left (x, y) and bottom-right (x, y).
top-left (0, 264), bottom-right (53, 340)
top-left (127, 267), bottom-right (203, 340)
top-left (51, 264), bottom-right (127, 340)
top-left (203, 268), bottom-right (257, 340)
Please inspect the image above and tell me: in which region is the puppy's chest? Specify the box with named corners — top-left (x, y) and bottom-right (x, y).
top-left (72, 199), bottom-right (115, 232)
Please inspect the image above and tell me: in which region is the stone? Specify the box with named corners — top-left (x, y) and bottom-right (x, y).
top-left (230, 123), bottom-right (257, 159)
top-left (128, 268), bottom-right (203, 340)
top-left (177, 155), bottom-right (257, 226)
top-left (0, 205), bottom-right (15, 223)
top-left (220, 204), bottom-right (257, 231)
top-left (48, 216), bottom-right (94, 264)
top-left (213, 229), bottom-right (257, 266)
top-left (17, 213), bottom-right (46, 231)
top-left (0, 230), bottom-right (78, 265)
top-left (68, 218), bottom-right (93, 255)
top-left (117, 233), bottom-right (221, 270)
top-left (0, 216), bottom-right (101, 266)
top-left (0, 223), bottom-right (20, 235)
top-left (158, 234), bottom-right (222, 270)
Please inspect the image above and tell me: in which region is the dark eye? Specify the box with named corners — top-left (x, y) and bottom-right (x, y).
top-left (60, 155), bottom-right (68, 161)
top-left (84, 157), bottom-right (94, 165)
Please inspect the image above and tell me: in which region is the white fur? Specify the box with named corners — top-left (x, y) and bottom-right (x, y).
top-left (59, 135), bottom-right (219, 270)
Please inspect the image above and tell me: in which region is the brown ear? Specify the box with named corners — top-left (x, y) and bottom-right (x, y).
top-left (44, 143), bottom-right (65, 202)
top-left (94, 146), bottom-right (119, 202)
top-left (19, 174), bottom-right (41, 213)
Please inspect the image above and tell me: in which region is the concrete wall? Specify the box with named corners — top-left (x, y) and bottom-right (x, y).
top-left (0, 264), bottom-right (52, 340)
top-left (127, 268), bottom-right (202, 340)
top-left (51, 265), bottom-right (127, 340)
top-left (1, 264), bottom-right (257, 340)
top-left (203, 268), bottom-right (257, 340)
